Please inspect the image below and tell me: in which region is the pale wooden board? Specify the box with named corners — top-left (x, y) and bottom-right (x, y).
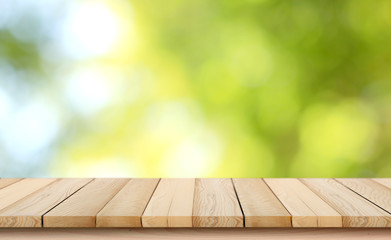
top-left (233, 178), bottom-right (291, 227)
top-left (336, 178), bottom-right (391, 214)
top-left (2, 229), bottom-right (391, 240)
top-left (0, 179), bottom-right (56, 212)
top-left (142, 178), bottom-right (195, 227)
top-left (0, 179), bottom-right (23, 190)
top-left (167, 178), bottom-right (195, 227)
top-left (44, 178), bottom-right (129, 228)
top-left (301, 178), bottom-right (391, 227)
top-left (193, 178), bottom-right (243, 228)
top-left (0, 178), bottom-right (92, 227)
top-left (265, 178), bottom-right (342, 227)
top-left (97, 178), bottom-right (160, 228)
top-left (372, 178), bottom-right (391, 189)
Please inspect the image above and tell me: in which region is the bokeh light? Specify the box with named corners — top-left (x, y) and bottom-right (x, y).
top-left (0, 0), bottom-right (391, 177)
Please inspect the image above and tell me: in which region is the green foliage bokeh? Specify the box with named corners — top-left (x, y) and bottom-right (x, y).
top-left (0, 0), bottom-right (390, 177)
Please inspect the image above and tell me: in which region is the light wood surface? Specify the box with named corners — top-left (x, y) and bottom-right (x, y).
top-left (336, 178), bottom-right (391, 214)
top-left (0, 178), bottom-right (391, 229)
top-left (0, 178), bottom-right (22, 190)
top-left (167, 178), bottom-right (195, 227)
top-left (44, 178), bottom-right (129, 227)
top-left (265, 178), bottom-right (342, 227)
top-left (372, 178), bottom-right (391, 189)
top-left (233, 178), bottom-right (291, 227)
top-left (97, 178), bottom-right (159, 228)
top-left (193, 178), bottom-right (243, 227)
top-left (301, 178), bottom-right (391, 227)
top-left (0, 179), bottom-right (56, 212)
top-left (0, 178), bottom-right (91, 227)
top-left (142, 178), bottom-right (195, 227)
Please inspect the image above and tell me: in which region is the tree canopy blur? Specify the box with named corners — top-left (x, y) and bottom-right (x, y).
top-left (0, 0), bottom-right (390, 177)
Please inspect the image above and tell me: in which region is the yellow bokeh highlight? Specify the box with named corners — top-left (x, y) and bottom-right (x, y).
top-left (292, 99), bottom-right (379, 176)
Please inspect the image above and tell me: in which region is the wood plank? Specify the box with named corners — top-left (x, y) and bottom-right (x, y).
top-left (233, 178), bottom-right (291, 227)
top-left (193, 178), bottom-right (243, 227)
top-left (97, 178), bottom-right (159, 228)
top-left (44, 178), bottom-right (129, 228)
top-left (0, 179), bottom-right (22, 190)
top-left (264, 178), bottom-right (342, 227)
top-left (142, 178), bottom-right (194, 227)
top-left (336, 178), bottom-right (391, 214)
top-left (0, 179), bottom-right (56, 212)
top-left (0, 178), bottom-right (92, 227)
top-left (167, 178), bottom-right (195, 227)
top-left (301, 178), bottom-right (391, 227)
top-left (372, 179), bottom-right (391, 189)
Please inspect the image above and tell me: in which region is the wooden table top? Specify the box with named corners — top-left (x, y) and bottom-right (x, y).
top-left (0, 178), bottom-right (390, 228)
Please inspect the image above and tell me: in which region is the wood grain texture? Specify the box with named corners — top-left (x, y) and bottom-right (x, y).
top-left (0, 179), bottom-right (56, 212)
top-left (193, 178), bottom-right (243, 228)
top-left (167, 178), bottom-right (195, 227)
top-left (372, 178), bottom-right (391, 189)
top-left (265, 178), bottom-right (342, 227)
top-left (0, 178), bottom-right (92, 227)
top-left (0, 179), bottom-right (22, 190)
top-left (97, 178), bottom-right (159, 228)
top-left (301, 178), bottom-right (391, 227)
top-left (142, 178), bottom-right (194, 227)
top-left (336, 178), bottom-right (391, 214)
top-left (44, 178), bottom-right (129, 228)
top-left (233, 178), bottom-right (291, 227)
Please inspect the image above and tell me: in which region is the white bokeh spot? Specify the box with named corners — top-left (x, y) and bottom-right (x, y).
top-left (59, 0), bottom-right (122, 58)
top-left (0, 98), bottom-right (61, 161)
top-left (64, 67), bottom-right (117, 115)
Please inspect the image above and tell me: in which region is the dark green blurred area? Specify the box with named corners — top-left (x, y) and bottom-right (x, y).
top-left (0, 0), bottom-right (390, 177)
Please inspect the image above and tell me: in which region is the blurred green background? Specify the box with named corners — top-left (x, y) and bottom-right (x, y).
top-left (0, 0), bottom-right (390, 177)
